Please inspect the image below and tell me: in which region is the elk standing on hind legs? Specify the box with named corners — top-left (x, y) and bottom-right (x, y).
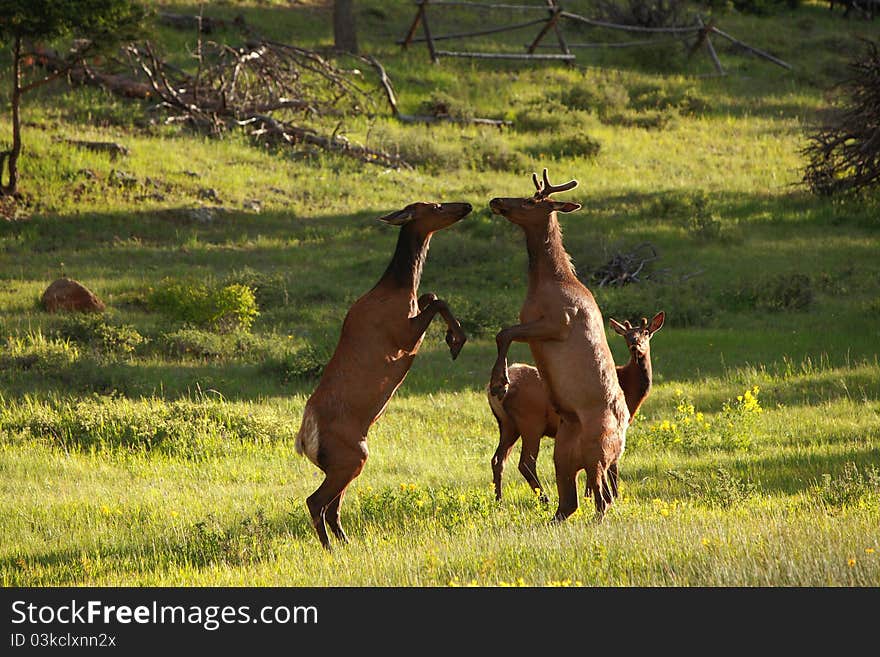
top-left (489, 169), bottom-right (629, 521)
top-left (295, 201), bottom-right (472, 549)
top-left (488, 311), bottom-right (664, 502)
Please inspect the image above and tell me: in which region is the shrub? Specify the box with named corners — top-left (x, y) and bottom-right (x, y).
top-left (418, 91), bottom-right (474, 120)
top-left (224, 267), bottom-right (289, 309)
top-left (260, 343), bottom-right (327, 383)
top-left (559, 79), bottom-right (630, 116)
top-left (513, 100), bottom-right (579, 133)
top-left (629, 83), bottom-right (712, 115)
top-left (630, 386), bottom-right (763, 451)
top-left (371, 124), bottom-right (528, 172)
top-left (148, 279), bottom-right (259, 332)
top-left (57, 314), bottom-right (145, 358)
top-left (541, 133), bottom-right (602, 159)
top-left (815, 462), bottom-right (880, 509)
top-left (651, 191), bottom-right (722, 241)
top-left (668, 467), bottom-right (759, 508)
top-left (175, 511), bottom-right (276, 567)
top-left (466, 131), bottom-right (530, 172)
top-left (161, 328), bottom-right (260, 360)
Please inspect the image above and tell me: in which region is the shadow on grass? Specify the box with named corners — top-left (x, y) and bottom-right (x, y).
top-left (626, 442), bottom-right (880, 499)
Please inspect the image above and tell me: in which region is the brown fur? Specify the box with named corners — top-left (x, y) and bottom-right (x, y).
top-left (488, 169), bottom-right (630, 520)
top-left (295, 201), bottom-right (471, 549)
top-left (488, 312), bottom-right (663, 502)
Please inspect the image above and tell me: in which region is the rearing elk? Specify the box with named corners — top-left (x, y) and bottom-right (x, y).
top-left (295, 201), bottom-right (472, 549)
top-left (489, 170), bottom-right (629, 521)
top-left (488, 311), bottom-right (664, 502)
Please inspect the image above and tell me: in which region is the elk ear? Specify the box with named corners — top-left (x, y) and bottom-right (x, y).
top-left (550, 201), bottom-right (581, 213)
top-left (609, 318), bottom-right (628, 336)
top-left (378, 205), bottom-right (415, 226)
top-left (648, 311), bottom-right (665, 335)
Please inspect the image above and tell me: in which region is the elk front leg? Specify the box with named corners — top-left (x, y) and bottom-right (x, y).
top-left (411, 293), bottom-right (467, 359)
top-left (490, 313), bottom-right (572, 399)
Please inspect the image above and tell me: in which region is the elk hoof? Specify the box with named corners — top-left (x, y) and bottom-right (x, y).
top-left (446, 330), bottom-right (466, 360)
top-left (489, 380), bottom-right (509, 400)
top-left (417, 293), bottom-right (437, 311)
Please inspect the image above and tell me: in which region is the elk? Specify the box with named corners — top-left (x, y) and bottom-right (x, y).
top-left (488, 312), bottom-right (664, 502)
top-left (295, 201), bottom-right (472, 549)
top-left (489, 169), bottom-right (629, 521)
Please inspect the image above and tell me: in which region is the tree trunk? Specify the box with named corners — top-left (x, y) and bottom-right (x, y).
top-left (333, 0), bottom-right (359, 54)
top-left (1, 36), bottom-right (22, 196)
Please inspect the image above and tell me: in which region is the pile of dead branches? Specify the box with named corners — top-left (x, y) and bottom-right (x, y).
top-left (591, 242), bottom-right (660, 287)
top-left (125, 39), bottom-right (407, 168)
top-left (802, 38), bottom-right (880, 195)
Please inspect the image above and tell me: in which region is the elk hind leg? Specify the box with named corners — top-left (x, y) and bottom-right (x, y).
top-left (490, 409), bottom-right (520, 501)
top-left (518, 432), bottom-right (547, 504)
top-left (306, 441), bottom-right (367, 549)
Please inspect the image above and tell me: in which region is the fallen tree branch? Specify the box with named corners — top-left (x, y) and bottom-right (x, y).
top-left (365, 55), bottom-right (511, 127)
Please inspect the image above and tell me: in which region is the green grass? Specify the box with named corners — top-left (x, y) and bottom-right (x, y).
top-left (1, 0), bottom-right (879, 586)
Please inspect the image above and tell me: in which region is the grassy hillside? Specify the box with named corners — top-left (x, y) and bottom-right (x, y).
top-left (1, 0), bottom-right (878, 586)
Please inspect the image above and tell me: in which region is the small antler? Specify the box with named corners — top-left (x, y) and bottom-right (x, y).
top-left (623, 320), bottom-right (632, 329)
top-left (533, 168), bottom-right (578, 199)
top-left (640, 317), bottom-right (648, 328)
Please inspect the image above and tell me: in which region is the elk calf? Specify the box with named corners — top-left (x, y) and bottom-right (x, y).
top-left (295, 201), bottom-right (471, 549)
top-left (488, 312), bottom-right (664, 502)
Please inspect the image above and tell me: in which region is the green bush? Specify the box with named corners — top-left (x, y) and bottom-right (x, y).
top-left (651, 191), bottom-right (722, 240)
top-left (224, 267), bottom-right (289, 309)
top-left (540, 133), bottom-right (602, 160)
top-left (815, 462), bottom-right (880, 509)
top-left (161, 328), bottom-right (260, 360)
top-left (260, 343), bottom-right (327, 383)
top-left (57, 314), bottom-right (145, 358)
top-left (668, 467), bottom-right (759, 508)
top-left (559, 79), bottom-right (630, 116)
top-left (148, 279), bottom-right (259, 332)
top-left (418, 91), bottom-right (475, 120)
top-left (630, 386), bottom-right (763, 452)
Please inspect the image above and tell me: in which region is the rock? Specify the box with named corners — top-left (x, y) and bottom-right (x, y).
top-left (187, 207), bottom-right (220, 223)
top-left (198, 187), bottom-right (222, 203)
top-left (109, 169), bottom-right (138, 188)
top-left (41, 278), bottom-right (105, 313)
top-left (243, 199), bottom-right (262, 213)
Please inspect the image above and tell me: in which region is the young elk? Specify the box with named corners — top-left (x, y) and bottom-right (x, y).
top-left (489, 169), bottom-right (629, 521)
top-left (295, 201), bottom-right (472, 549)
top-left (488, 311), bottom-right (664, 502)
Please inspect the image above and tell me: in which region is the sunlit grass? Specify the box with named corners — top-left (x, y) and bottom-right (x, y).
top-left (0, 0), bottom-right (878, 586)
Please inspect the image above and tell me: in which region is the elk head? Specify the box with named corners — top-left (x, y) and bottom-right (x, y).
top-left (609, 312), bottom-right (665, 359)
top-left (489, 168), bottom-right (581, 226)
top-left (378, 201), bottom-right (472, 234)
